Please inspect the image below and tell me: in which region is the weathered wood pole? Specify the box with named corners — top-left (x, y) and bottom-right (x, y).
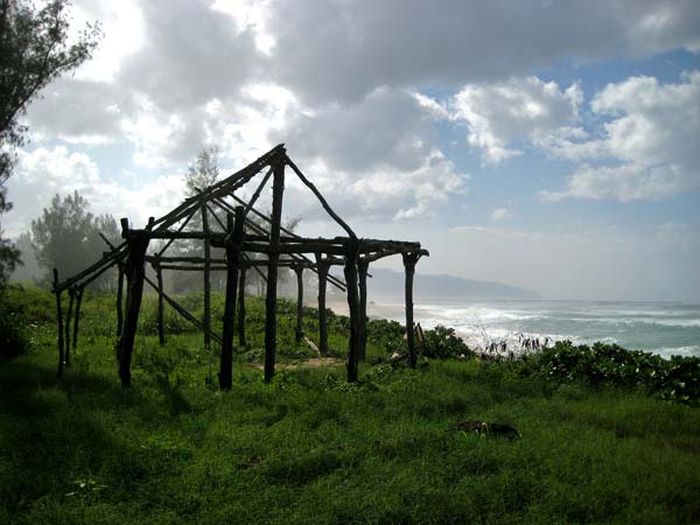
top-left (53, 268), bottom-right (65, 378)
top-left (403, 252), bottom-right (418, 369)
top-left (315, 252), bottom-right (329, 356)
top-left (237, 266), bottom-right (247, 347)
top-left (117, 218), bottom-right (150, 387)
top-left (344, 241), bottom-right (361, 382)
top-left (72, 287), bottom-right (84, 349)
top-left (116, 262), bottom-right (124, 337)
top-left (201, 204), bottom-right (212, 350)
top-left (155, 261), bottom-right (165, 346)
top-left (294, 265), bottom-right (304, 343)
top-left (220, 207), bottom-right (244, 390)
top-left (357, 258), bottom-right (369, 361)
top-left (64, 289), bottom-right (75, 366)
top-left (264, 152), bottom-right (285, 382)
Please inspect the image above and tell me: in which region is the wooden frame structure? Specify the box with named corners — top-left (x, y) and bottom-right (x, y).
top-left (52, 145), bottom-right (428, 388)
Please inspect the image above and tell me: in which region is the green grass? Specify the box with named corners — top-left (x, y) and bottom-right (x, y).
top-left (1, 290), bottom-right (699, 524)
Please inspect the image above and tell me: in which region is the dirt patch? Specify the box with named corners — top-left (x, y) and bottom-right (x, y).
top-left (252, 357), bottom-right (343, 370)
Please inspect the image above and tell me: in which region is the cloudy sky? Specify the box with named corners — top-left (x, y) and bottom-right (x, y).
top-left (6, 0), bottom-right (700, 301)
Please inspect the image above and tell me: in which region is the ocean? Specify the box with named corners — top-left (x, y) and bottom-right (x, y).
top-left (361, 300), bottom-right (700, 358)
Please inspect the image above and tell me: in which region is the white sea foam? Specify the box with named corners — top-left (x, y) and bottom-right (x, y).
top-left (655, 346), bottom-right (700, 358)
top-left (407, 300), bottom-right (700, 357)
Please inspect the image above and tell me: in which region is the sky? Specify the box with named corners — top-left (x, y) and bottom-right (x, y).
top-left (5, 0), bottom-right (700, 302)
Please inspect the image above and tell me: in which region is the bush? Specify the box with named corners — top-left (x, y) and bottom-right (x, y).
top-left (522, 341), bottom-right (700, 405)
top-left (422, 325), bottom-right (473, 359)
top-left (0, 284), bottom-right (56, 360)
top-left (366, 318), bottom-right (404, 353)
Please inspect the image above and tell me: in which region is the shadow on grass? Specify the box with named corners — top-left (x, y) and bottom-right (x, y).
top-left (0, 358), bottom-right (192, 518)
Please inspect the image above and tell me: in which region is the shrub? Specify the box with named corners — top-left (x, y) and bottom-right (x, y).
top-left (0, 284), bottom-right (56, 360)
top-left (522, 341), bottom-right (700, 405)
top-left (422, 325), bottom-right (473, 359)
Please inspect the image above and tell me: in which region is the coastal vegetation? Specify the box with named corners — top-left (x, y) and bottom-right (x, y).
top-left (1, 286), bottom-right (699, 524)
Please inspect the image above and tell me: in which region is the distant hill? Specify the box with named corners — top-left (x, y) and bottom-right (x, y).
top-left (363, 268), bottom-right (541, 301)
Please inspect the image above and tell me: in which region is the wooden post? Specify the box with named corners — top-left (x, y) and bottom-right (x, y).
top-left (357, 258), bottom-right (369, 361)
top-left (403, 252), bottom-right (418, 369)
top-left (220, 207), bottom-right (244, 390)
top-left (53, 268), bottom-right (65, 378)
top-left (116, 262), bottom-right (124, 337)
top-left (155, 261), bottom-right (165, 346)
top-left (72, 287), bottom-right (84, 350)
top-left (315, 252), bottom-right (329, 356)
top-left (344, 241), bottom-right (360, 382)
top-left (201, 204), bottom-right (211, 350)
top-left (237, 266), bottom-right (247, 347)
top-left (117, 218), bottom-right (149, 387)
top-left (294, 265), bottom-right (304, 343)
top-left (264, 152), bottom-right (285, 383)
top-left (64, 289), bottom-right (75, 366)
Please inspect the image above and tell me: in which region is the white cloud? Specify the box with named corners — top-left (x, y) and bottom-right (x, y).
top-left (449, 76), bottom-right (582, 163)
top-left (540, 163), bottom-right (684, 202)
top-left (491, 207), bottom-right (514, 221)
top-left (4, 146), bottom-right (186, 238)
top-left (545, 71), bottom-right (700, 200)
top-left (71, 0), bottom-right (146, 82)
top-left (266, 0), bottom-right (700, 103)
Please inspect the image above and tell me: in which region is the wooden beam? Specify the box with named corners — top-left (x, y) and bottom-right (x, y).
top-left (264, 155), bottom-right (285, 383)
top-left (357, 258), bottom-right (369, 362)
top-left (202, 204), bottom-right (212, 351)
top-left (144, 275), bottom-right (223, 346)
top-left (53, 269), bottom-right (64, 378)
top-left (243, 166), bottom-right (273, 218)
top-left (293, 265), bottom-right (304, 343)
top-left (156, 262), bottom-right (165, 346)
top-left (344, 241), bottom-right (360, 382)
top-left (403, 252), bottom-right (419, 369)
top-left (156, 205), bottom-right (198, 257)
top-left (285, 155), bottom-right (357, 240)
top-left (315, 253), bottom-right (329, 357)
top-left (237, 266), bottom-right (247, 347)
top-left (64, 290), bottom-right (74, 366)
top-left (117, 220), bottom-right (150, 387)
top-left (116, 263), bottom-right (124, 337)
top-left (227, 193), bottom-right (347, 291)
top-left (72, 288), bottom-right (84, 350)
top-left (220, 207), bottom-right (244, 390)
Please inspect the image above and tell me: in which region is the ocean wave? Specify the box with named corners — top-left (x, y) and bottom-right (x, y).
top-left (654, 346), bottom-right (700, 357)
top-left (566, 317), bottom-right (700, 328)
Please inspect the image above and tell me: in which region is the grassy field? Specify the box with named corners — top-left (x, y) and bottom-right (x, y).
top-left (1, 288), bottom-right (699, 524)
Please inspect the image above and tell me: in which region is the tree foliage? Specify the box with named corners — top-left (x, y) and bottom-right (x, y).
top-left (30, 191), bottom-right (118, 289)
top-left (185, 145), bottom-right (220, 197)
top-left (0, 0), bottom-right (101, 287)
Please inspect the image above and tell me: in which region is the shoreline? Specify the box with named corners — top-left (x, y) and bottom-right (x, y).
top-left (326, 298), bottom-right (700, 359)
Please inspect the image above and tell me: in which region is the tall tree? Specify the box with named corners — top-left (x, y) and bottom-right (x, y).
top-left (170, 146), bottom-right (223, 292)
top-left (31, 191), bottom-right (118, 290)
top-left (185, 145), bottom-right (220, 197)
top-left (0, 0), bottom-right (101, 287)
